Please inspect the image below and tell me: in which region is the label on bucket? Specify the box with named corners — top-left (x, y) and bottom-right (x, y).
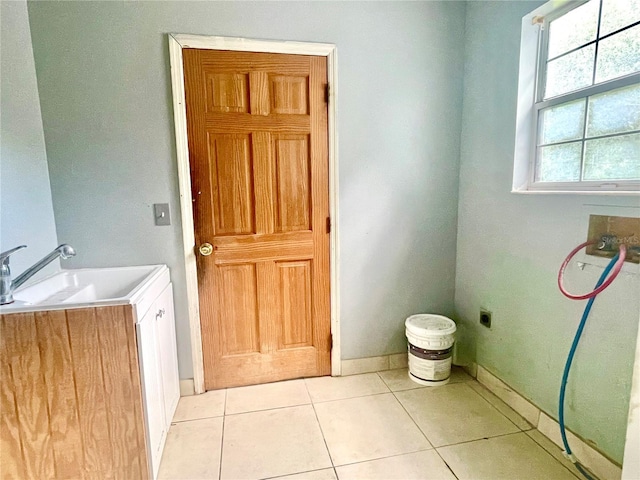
top-left (409, 356), bottom-right (452, 381)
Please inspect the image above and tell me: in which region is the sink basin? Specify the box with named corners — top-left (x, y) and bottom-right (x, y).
top-left (0, 265), bottom-right (166, 314)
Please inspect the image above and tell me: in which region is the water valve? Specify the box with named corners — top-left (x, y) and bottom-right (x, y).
top-left (586, 215), bottom-right (639, 264)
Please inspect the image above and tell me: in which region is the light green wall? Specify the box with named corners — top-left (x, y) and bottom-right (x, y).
top-left (16, 0), bottom-right (640, 464)
top-left (0, 0), bottom-right (59, 279)
top-left (455, 1), bottom-right (640, 464)
top-left (27, 1), bottom-right (466, 378)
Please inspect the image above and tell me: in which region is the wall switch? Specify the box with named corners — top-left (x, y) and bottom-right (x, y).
top-left (154, 203), bottom-right (171, 226)
top-left (586, 215), bottom-right (639, 264)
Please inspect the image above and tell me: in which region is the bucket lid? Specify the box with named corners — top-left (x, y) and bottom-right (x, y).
top-left (405, 314), bottom-right (456, 336)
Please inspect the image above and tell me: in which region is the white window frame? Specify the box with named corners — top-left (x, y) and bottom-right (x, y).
top-left (513, 0), bottom-right (640, 195)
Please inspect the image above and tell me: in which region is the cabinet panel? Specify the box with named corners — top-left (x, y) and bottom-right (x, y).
top-left (155, 283), bottom-right (180, 426)
top-left (137, 281), bottom-right (180, 479)
top-left (0, 268), bottom-right (176, 480)
top-left (0, 306), bottom-right (149, 480)
top-left (137, 311), bottom-right (165, 479)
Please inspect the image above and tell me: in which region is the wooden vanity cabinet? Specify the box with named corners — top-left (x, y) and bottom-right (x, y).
top-left (0, 278), bottom-right (180, 479)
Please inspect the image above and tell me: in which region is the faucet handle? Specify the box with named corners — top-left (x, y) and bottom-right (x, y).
top-left (0, 245), bottom-right (27, 267)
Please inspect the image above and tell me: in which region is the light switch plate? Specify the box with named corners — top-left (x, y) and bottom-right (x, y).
top-left (586, 215), bottom-right (640, 264)
top-left (154, 203), bottom-right (171, 226)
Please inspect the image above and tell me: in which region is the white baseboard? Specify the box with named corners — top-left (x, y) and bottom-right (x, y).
top-left (477, 365), bottom-right (540, 426)
top-left (180, 354), bottom-right (410, 393)
top-left (389, 353), bottom-right (409, 369)
top-left (537, 411), bottom-right (622, 480)
top-left (340, 353), bottom-right (410, 376)
top-left (341, 355), bottom-right (390, 375)
top-left (462, 362), bottom-right (478, 379)
top-left (341, 352), bottom-right (466, 376)
top-left (180, 378), bottom-right (195, 396)
top-left (477, 365), bottom-right (621, 480)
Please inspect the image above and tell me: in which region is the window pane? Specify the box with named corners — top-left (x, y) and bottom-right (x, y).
top-left (587, 83), bottom-right (640, 137)
top-left (583, 133), bottom-right (640, 180)
top-left (548, 0), bottom-right (599, 59)
top-left (600, 0), bottom-right (640, 37)
top-left (536, 142), bottom-right (583, 182)
top-left (545, 45), bottom-right (595, 99)
top-left (539, 100), bottom-right (586, 145)
top-left (595, 25), bottom-right (640, 83)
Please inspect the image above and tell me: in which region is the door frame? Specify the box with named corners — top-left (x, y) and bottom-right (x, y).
top-left (168, 34), bottom-right (340, 394)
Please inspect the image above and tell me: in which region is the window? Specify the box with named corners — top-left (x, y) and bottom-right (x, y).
top-left (514, 0), bottom-right (640, 193)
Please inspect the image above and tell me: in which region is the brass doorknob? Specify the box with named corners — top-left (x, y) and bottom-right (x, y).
top-left (199, 243), bottom-right (213, 256)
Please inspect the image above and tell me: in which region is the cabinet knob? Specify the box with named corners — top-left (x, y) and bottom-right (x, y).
top-left (199, 243), bottom-right (213, 256)
top-left (155, 308), bottom-right (165, 320)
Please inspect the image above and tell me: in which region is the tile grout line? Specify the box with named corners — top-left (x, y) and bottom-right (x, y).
top-left (310, 374), bottom-right (443, 475)
top-left (308, 389), bottom-right (393, 405)
top-left (305, 378), bottom-right (337, 472)
top-left (179, 373), bottom-right (580, 480)
top-left (306, 372), bottom-right (391, 403)
top-left (305, 376), bottom-right (467, 475)
top-left (462, 380), bottom-right (527, 432)
top-left (386, 373), bottom-right (541, 480)
top-left (224, 400), bottom-right (313, 417)
top-left (443, 460), bottom-right (461, 480)
top-left (524, 431), bottom-right (583, 480)
top-left (329, 445), bottom-right (440, 469)
top-left (387, 379), bottom-right (462, 479)
top-left (218, 388), bottom-right (228, 480)
top-left (435, 429), bottom-right (533, 450)
top-left (378, 368), bottom-right (478, 393)
top-left (172, 413), bottom-right (225, 424)
top-left (387, 379), bottom-right (435, 447)
top-left (477, 366), bottom-right (619, 479)
top-left (388, 378), bottom-right (465, 444)
top-left (375, 370), bottom-right (392, 390)
top-left (433, 432), bottom-right (545, 480)
top-left (259, 466), bottom-right (338, 480)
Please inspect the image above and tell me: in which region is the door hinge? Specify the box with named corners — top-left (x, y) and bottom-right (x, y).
top-left (325, 84), bottom-right (330, 103)
top-left (329, 332), bottom-right (333, 347)
top-left (326, 216), bottom-right (331, 234)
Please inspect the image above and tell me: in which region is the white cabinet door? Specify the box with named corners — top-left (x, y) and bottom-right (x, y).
top-left (155, 283), bottom-right (180, 427)
top-left (136, 311), bottom-right (166, 479)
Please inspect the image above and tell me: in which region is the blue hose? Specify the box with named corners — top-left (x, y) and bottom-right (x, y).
top-left (558, 252), bottom-right (621, 480)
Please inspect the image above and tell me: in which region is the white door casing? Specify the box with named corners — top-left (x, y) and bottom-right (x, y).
top-left (168, 34), bottom-right (340, 394)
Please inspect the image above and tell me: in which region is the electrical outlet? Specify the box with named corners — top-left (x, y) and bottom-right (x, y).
top-left (586, 215), bottom-right (640, 264)
top-left (480, 309), bottom-right (492, 328)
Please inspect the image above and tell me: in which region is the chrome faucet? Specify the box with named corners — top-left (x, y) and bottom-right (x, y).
top-left (0, 244), bottom-right (76, 305)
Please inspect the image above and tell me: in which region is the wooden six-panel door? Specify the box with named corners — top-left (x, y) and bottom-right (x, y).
top-left (183, 49), bottom-right (331, 390)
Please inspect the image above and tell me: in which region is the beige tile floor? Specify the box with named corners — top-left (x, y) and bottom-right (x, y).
top-left (158, 367), bottom-right (582, 480)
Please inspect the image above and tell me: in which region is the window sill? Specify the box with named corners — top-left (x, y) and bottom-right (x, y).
top-left (511, 188), bottom-right (640, 196)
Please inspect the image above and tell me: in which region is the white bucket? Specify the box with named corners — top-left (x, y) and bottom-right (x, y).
top-left (405, 314), bottom-right (456, 386)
